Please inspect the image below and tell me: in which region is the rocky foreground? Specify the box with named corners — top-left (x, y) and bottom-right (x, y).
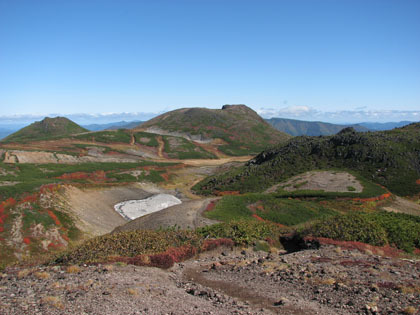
top-left (1, 245), bottom-right (419, 314)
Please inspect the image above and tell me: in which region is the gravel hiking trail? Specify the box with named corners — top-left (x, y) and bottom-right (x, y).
top-left (130, 133), bottom-right (135, 145)
top-left (157, 136), bottom-right (165, 158)
top-left (3, 244), bottom-right (418, 314)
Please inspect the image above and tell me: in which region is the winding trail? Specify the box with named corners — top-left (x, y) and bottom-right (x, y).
top-left (194, 141), bottom-right (227, 159)
top-left (157, 136), bottom-right (165, 158)
top-left (130, 133), bottom-right (135, 146)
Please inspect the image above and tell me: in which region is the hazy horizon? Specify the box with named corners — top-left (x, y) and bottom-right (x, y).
top-left (0, 107), bottom-right (418, 127)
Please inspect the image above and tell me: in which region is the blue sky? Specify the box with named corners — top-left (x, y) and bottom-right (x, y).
top-left (0, 0), bottom-right (419, 124)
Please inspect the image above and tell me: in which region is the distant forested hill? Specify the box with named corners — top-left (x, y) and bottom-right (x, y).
top-left (265, 117), bottom-right (369, 136)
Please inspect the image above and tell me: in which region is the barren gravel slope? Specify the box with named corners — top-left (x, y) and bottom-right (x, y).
top-left (2, 245), bottom-right (419, 314)
top-left (113, 198), bottom-right (219, 232)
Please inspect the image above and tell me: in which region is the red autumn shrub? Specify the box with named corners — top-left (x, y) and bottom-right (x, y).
top-left (252, 214), bottom-right (265, 221)
top-left (60, 172), bottom-right (89, 180)
top-left (216, 191), bottom-right (240, 196)
top-left (352, 193), bottom-right (391, 202)
top-left (251, 214), bottom-right (287, 228)
top-left (149, 253), bottom-right (175, 269)
top-left (5, 198), bottom-right (16, 207)
top-left (22, 194), bottom-right (38, 203)
top-left (265, 237), bottom-right (276, 246)
top-left (92, 170), bottom-right (106, 181)
top-left (47, 210), bottom-right (61, 226)
top-left (205, 201), bottom-right (217, 212)
top-left (48, 242), bottom-right (65, 249)
top-left (305, 237), bottom-right (405, 258)
top-left (201, 238), bottom-right (234, 251)
top-left (166, 245), bottom-right (197, 262)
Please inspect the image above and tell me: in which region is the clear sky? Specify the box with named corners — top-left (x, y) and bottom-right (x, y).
top-left (0, 0), bottom-right (419, 123)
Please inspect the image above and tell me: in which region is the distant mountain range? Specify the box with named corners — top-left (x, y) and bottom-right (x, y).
top-left (358, 121), bottom-right (415, 131)
top-left (265, 118), bottom-right (369, 136)
top-left (0, 115), bottom-right (417, 140)
top-left (82, 120), bottom-right (144, 131)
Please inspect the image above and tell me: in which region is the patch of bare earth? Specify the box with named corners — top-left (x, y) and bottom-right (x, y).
top-left (266, 171), bottom-right (363, 193)
top-left (0, 181), bottom-right (19, 186)
top-left (113, 198), bottom-right (219, 232)
top-left (156, 136), bottom-right (165, 158)
top-left (2, 150), bottom-right (141, 164)
top-left (0, 167), bottom-right (17, 176)
top-left (57, 184), bottom-right (153, 236)
top-left (382, 196), bottom-right (420, 216)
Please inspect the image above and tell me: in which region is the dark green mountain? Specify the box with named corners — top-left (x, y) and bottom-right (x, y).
top-left (2, 117), bottom-right (88, 143)
top-left (138, 104), bottom-right (291, 155)
top-left (265, 117), bottom-right (369, 136)
top-left (193, 123), bottom-right (420, 196)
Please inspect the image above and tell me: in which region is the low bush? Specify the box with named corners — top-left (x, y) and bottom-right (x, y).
top-left (54, 229), bottom-right (202, 264)
top-left (197, 220), bottom-right (284, 245)
top-left (302, 213), bottom-right (388, 246)
top-left (205, 193), bottom-right (337, 226)
top-left (302, 211), bottom-right (420, 252)
top-left (53, 221), bottom-right (282, 267)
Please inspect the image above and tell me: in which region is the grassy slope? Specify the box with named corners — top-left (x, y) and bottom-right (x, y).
top-left (0, 160), bottom-right (178, 267)
top-left (139, 105), bottom-right (291, 155)
top-left (193, 124), bottom-right (420, 196)
top-left (301, 211), bottom-right (420, 252)
top-left (162, 135), bottom-right (217, 159)
top-left (3, 126), bottom-right (219, 160)
top-left (73, 129), bottom-right (131, 143)
top-left (0, 161), bottom-right (173, 201)
top-left (2, 117), bottom-right (88, 143)
top-left (206, 193), bottom-right (337, 226)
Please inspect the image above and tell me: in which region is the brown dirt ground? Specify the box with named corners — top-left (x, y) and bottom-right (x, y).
top-left (382, 196), bottom-right (420, 216)
top-left (57, 184), bottom-right (153, 236)
top-left (113, 198), bottom-right (220, 233)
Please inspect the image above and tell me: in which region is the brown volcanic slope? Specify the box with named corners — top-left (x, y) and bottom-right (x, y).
top-left (137, 104), bottom-right (291, 156)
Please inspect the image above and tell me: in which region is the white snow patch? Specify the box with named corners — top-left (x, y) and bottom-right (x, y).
top-left (114, 194), bottom-right (182, 220)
